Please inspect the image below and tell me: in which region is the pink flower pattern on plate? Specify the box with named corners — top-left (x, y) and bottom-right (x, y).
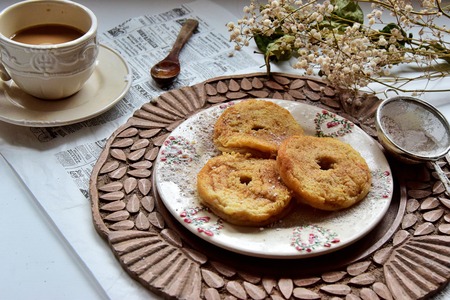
top-left (314, 109), bottom-right (354, 137)
top-left (291, 225), bottom-right (340, 252)
top-left (180, 206), bottom-right (224, 237)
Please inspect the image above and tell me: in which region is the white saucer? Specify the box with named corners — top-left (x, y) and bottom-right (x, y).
top-left (0, 44), bottom-right (132, 127)
top-left (155, 99), bottom-right (394, 259)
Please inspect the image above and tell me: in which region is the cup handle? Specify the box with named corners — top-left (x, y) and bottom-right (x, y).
top-left (0, 62), bottom-right (11, 81)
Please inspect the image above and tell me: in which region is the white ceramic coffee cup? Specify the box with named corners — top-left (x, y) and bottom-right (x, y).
top-left (0, 0), bottom-right (98, 100)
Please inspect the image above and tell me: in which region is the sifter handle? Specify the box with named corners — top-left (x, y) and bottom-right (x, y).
top-left (431, 161), bottom-right (450, 196)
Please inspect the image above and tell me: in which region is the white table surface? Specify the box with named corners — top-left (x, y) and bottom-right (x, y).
top-left (0, 1), bottom-right (449, 300)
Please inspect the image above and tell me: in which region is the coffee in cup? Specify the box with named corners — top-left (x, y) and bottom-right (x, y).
top-left (11, 24), bottom-right (85, 45)
top-left (0, 0), bottom-right (98, 100)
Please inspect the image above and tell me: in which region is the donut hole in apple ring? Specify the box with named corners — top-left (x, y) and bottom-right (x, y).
top-left (239, 175), bottom-right (252, 185)
top-left (316, 156), bottom-right (336, 171)
top-left (251, 125), bottom-right (266, 132)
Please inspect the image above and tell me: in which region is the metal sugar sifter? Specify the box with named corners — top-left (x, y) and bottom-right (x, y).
top-left (375, 95), bottom-right (450, 195)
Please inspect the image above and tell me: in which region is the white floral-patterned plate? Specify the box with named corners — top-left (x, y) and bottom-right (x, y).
top-left (154, 99), bottom-right (393, 259)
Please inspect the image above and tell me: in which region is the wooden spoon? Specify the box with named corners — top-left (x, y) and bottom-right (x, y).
top-left (150, 19), bottom-right (199, 87)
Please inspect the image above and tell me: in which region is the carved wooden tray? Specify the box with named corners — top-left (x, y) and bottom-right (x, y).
top-left (89, 72), bottom-right (450, 299)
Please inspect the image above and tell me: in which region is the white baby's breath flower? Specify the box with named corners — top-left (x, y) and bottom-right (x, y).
top-left (374, 9), bottom-right (382, 18)
top-left (228, 0), bottom-right (450, 92)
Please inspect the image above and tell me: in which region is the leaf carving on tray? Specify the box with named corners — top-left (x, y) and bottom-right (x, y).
top-left (240, 77), bottom-right (252, 91)
top-left (140, 195), bottom-right (155, 213)
top-left (99, 191), bottom-right (124, 201)
top-left (423, 208), bottom-right (444, 222)
top-left (322, 271), bottom-right (346, 283)
top-left (144, 147), bottom-right (159, 161)
top-left (239, 271), bottom-right (261, 284)
top-left (320, 283), bottom-right (351, 296)
top-left (392, 229), bottom-right (410, 246)
top-left (243, 281), bottom-right (267, 300)
top-left (110, 148), bottom-right (127, 161)
top-left (251, 77), bottom-right (264, 89)
top-left (204, 288), bottom-right (220, 300)
top-left (129, 160), bottom-right (152, 169)
top-left (265, 80), bottom-right (285, 91)
top-left (101, 200), bottom-right (126, 212)
top-left (228, 79), bottom-right (240, 92)
top-left (360, 287), bottom-right (379, 299)
top-left (202, 269), bottom-right (225, 289)
top-left (205, 83), bottom-right (218, 96)
top-left (226, 281), bottom-right (247, 299)
top-left (348, 273), bottom-right (376, 286)
top-left (130, 138), bottom-right (150, 150)
top-left (414, 222), bottom-right (435, 236)
top-left (98, 181), bottom-right (123, 192)
top-left (421, 197), bottom-right (440, 210)
top-left (439, 224), bottom-right (450, 234)
top-left (117, 127), bottom-right (139, 138)
top-left (108, 166), bottom-right (127, 179)
top-left (347, 261), bottom-right (371, 276)
top-left (273, 74), bottom-right (291, 85)
top-left (127, 169), bottom-right (151, 178)
top-left (293, 277), bottom-right (321, 287)
top-left (402, 213), bottom-right (418, 229)
top-left (111, 138), bottom-right (134, 148)
top-left (123, 177), bottom-right (137, 194)
top-left (278, 278), bottom-right (294, 299)
top-left (125, 194), bottom-right (140, 213)
top-left (262, 278), bottom-right (277, 294)
top-left (109, 220), bottom-right (134, 231)
top-left (407, 198), bottom-right (421, 213)
top-left (216, 80), bottom-right (228, 94)
top-left (104, 210), bottom-right (130, 222)
top-left (282, 92), bottom-right (294, 100)
top-left (134, 212), bottom-right (150, 230)
top-left (372, 282), bottom-right (393, 300)
top-left (138, 178), bottom-right (152, 195)
top-left (139, 128), bottom-right (161, 139)
top-left (293, 287), bottom-right (321, 300)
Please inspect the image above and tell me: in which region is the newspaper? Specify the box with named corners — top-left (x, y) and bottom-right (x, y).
top-left (0, 1), bottom-right (260, 299)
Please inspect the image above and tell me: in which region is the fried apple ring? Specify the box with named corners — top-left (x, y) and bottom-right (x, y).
top-left (197, 152), bottom-right (293, 226)
top-left (213, 99), bottom-right (304, 157)
top-left (277, 135), bottom-right (372, 211)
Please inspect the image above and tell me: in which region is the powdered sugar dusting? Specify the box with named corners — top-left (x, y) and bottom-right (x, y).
top-left (380, 98), bottom-right (449, 158)
top-left (155, 100), bottom-right (393, 259)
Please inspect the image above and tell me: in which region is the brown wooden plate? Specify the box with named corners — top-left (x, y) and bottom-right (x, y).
top-left (90, 72), bottom-right (450, 299)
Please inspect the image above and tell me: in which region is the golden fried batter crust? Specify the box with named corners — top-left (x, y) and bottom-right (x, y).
top-left (277, 135), bottom-right (372, 211)
top-left (213, 100), bottom-right (304, 158)
top-left (197, 152), bottom-right (293, 226)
